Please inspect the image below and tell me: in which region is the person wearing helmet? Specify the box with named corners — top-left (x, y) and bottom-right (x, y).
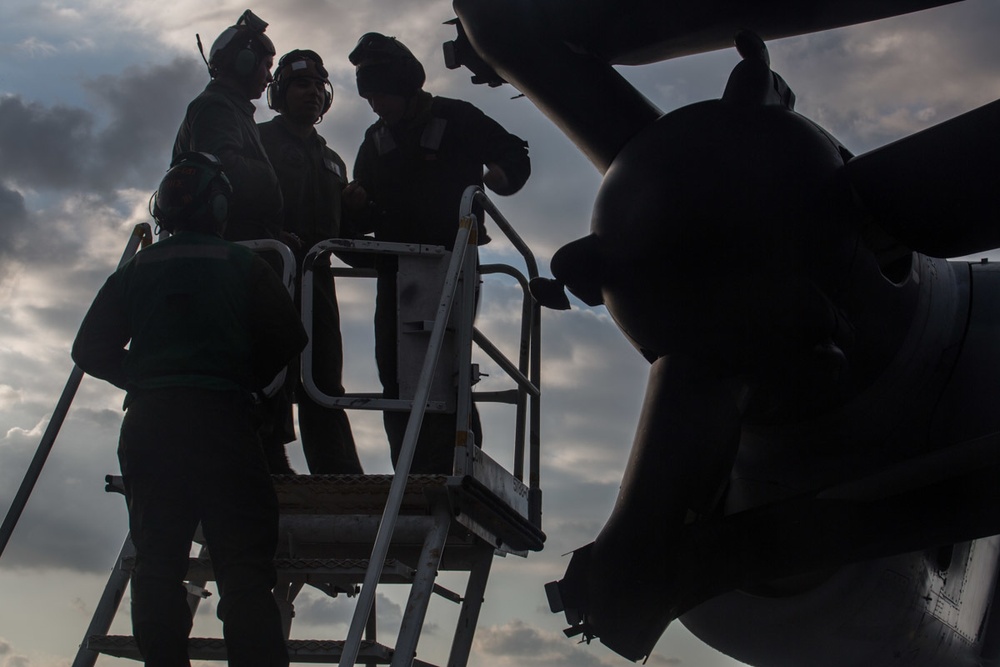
top-left (72, 153), bottom-right (304, 667)
top-left (174, 10), bottom-right (305, 472)
top-left (257, 50), bottom-right (362, 474)
top-left (345, 32), bottom-right (531, 473)
top-left (173, 10), bottom-right (284, 245)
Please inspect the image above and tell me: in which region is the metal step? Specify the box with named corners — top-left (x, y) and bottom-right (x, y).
top-left (274, 557), bottom-right (416, 587)
top-left (273, 473), bottom-right (545, 555)
top-left (85, 635), bottom-right (437, 665)
top-left (107, 472), bottom-right (545, 557)
top-left (121, 554), bottom-right (461, 603)
top-left (122, 555), bottom-right (418, 588)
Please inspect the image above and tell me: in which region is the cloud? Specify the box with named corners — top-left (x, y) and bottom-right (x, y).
top-left (0, 58), bottom-right (204, 197)
top-left (0, 409), bottom-right (128, 574)
top-left (0, 97), bottom-right (94, 190)
top-left (13, 37), bottom-right (57, 59)
top-left (290, 590), bottom-right (358, 627)
top-left (0, 638), bottom-right (29, 667)
top-left (769, 0), bottom-right (1000, 152)
top-left (83, 58), bottom-right (207, 184)
top-left (292, 590), bottom-right (403, 633)
top-left (0, 183), bottom-right (30, 280)
top-left (475, 619), bottom-right (611, 666)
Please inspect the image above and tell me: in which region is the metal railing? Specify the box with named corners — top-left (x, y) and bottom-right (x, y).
top-left (4, 187), bottom-right (543, 667)
top-left (324, 186), bottom-right (543, 666)
top-left (300, 186), bottom-right (542, 514)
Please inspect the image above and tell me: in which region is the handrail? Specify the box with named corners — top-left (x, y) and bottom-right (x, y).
top-left (460, 186), bottom-right (539, 281)
top-left (300, 239), bottom-right (450, 414)
top-left (300, 187), bottom-right (544, 523)
top-left (460, 186), bottom-right (543, 526)
top-left (320, 187), bottom-right (543, 663)
top-left (0, 223), bottom-right (153, 561)
top-left (479, 262), bottom-right (537, 482)
top-left (339, 216), bottom-right (476, 667)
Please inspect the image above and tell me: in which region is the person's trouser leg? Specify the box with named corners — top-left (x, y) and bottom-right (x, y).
top-left (120, 399), bottom-right (199, 667)
top-left (194, 392), bottom-right (289, 667)
top-left (375, 262), bottom-right (484, 474)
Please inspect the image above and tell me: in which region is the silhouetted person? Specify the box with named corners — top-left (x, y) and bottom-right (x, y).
top-left (174, 9), bottom-right (282, 243)
top-left (72, 153), bottom-right (304, 667)
top-left (173, 10), bottom-right (299, 472)
top-left (345, 32), bottom-right (530, 473)
top-left (258, 49), bottom-right (362, 474)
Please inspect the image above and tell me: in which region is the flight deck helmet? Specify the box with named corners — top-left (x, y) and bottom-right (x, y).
top-left (151, 152), bottom-right (232, 234)
top-left (349, 32), bottom-right (425, 98)
top-left (268, 49), bottom-right (334, 118)
top-left (208, 9), bottom-right (276, 80)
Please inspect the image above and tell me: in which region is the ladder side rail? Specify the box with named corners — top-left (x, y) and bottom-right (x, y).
top-left (459, 186), bottom-right (545, 526)
top-left (389, 501), bottom-right (454, 667)
top-left (0, 223), bottom-right (152, 561)
top-left (339, 221), bottom-right (474, 667)
top-left (529, 294), bottom-right (542, 528)
top-left (71, 535), bottom-right (137, 667)
top-left (452, 224), bottom-right (480, 474)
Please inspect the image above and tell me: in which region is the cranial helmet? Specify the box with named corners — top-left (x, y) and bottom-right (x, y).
top-left (349, 32), bottom-right (426, 97)
top-left (151, 152), bottom-right (233, 234)
top-left (208, 9), bottom-right (276, 80)
top-left (268, 49), bottom-right (334, 118)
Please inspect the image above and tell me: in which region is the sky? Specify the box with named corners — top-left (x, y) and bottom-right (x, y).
top-left (0, 1), bottom-right (998, 666)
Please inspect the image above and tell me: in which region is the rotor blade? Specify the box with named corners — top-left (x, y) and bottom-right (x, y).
top-left (847, 99), bottom-right (1000, 258)
top-left (521, 0), bottom-right (963, 65)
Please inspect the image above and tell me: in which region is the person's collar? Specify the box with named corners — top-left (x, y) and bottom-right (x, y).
top-left (408, 90), bottom-right (433, 122)
top-left (272, 114), bottom-right (322, 143)
top-left (209, 77), bottom-right (255, 110)
top-left (384, 90), bottom-right (432, 130)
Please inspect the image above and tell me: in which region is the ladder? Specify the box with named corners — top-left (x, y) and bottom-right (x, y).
top-left (30, 186), bottom-right (543, 666)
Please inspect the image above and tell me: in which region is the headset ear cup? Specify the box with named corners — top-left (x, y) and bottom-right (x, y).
top-left (266, 82), bottom-right (278, 110)
top-left (211, 191), bottom-right (229, 224)
top-left (273, 81), bottom-right (286, 112)
top-left (235, 47), bottom-right (257, 77)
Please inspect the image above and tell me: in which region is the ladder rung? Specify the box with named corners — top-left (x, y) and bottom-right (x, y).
top-left (86, 635), bottom-right (437, 665)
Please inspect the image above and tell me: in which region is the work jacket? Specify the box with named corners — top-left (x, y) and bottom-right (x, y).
top-left (258, 115), bottom-right (349, 256)
top-left (72, 232), bottom-right (307, 405)
top-left (173, 80), bottom-right (283, 242)
top-left (353, 92), bottom-right (530, 249)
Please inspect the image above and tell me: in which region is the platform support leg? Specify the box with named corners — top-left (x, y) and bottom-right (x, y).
top-left (447, 545), bottom-right (494, 667)
top-left (274, 577), bottom-right (303, 639)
